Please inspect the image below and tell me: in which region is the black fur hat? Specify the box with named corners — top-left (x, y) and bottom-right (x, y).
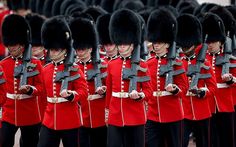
top-left (147, 8), bottom-right (177, 44)
top-left (70, 18), bottom-right (98, 50)
top-left (60, 0), bottom-right (86, 15)
top-left (43, 0), bottom-right (54, 17)
top-left (25, 14), bottom-right (45, 46)
top-left (138, 7), bottom-right (154, 24)
top-left (101, 0), bottom-right (115, 13)
top-left (10, 0), bottom-right (25, 11)
top-left (36, 0), bottom-right (45, 15)
top-left (202, 13), bottom-right (226, 43)
top-left (210, 6), bottom-right (236, 36)
top-left (120, 0), bottom-right (144, 12)
top-left (51, 0), bottom-right (64, 16)
top-left (83, 6), bottom-right (107, 22)
top-left (109, 9), bottom-right (142, 45)
top-left (96, 14), bottom-right (112, 45)
top-left (177, 14), bottom-right (202, 48)
top-left (41, 16), bottom-right (72, 50)
top-left (29, 0), bottom-right (37, 13)
top-left (2, 14), bottom-right (30, 46)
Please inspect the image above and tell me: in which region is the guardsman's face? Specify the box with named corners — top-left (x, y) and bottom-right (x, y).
top-left (146, 41), bottom-right (153, 52)
top-left (182, 45), bottom-right (195, 57)
top-left (76, 48), bottom-right (92, 60)
top-left (117, 44), bottom-right (133, 58)
top-left (7, 44), bottom-right (24, 58)
top-left (207, 41), bottom-right (221, 53)
top-left (49, 48), bottom-right (67, 62)
top-left (104, 44), bottom-right (117, 57)
top-left (152, 42), bottom-right (169, 55)
top-left (32, 46), bottom-right (44, 58)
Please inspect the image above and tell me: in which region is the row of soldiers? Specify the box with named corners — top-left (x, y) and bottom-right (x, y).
top-left (1, 0), bottom-right (236, 147)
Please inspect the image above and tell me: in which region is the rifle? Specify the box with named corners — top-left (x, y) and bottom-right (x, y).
top-left (187, 35), bottom-right (211, 90)
top-left (86, 47), bottom-right (107, 89)
top-left (122, 45), bottom-right (150, 93)
top-left (14, 43), bottom-right (39, 87)
top-left (159, 41), bottom-right (185, 87)
top-left (140, 41), bottom-right (149, 60)
top-left (232, 34), bottom-right (236, 57)
top-left (215, 32), bottom-right (236, 76)
top-left (55, 47), bottom-right (80, 93)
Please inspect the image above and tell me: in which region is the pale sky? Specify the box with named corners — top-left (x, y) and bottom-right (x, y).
top-left (197, 0), bottom-right (230, 6)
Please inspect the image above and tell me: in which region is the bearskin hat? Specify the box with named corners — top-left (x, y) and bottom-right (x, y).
top-left (161, 5), bottom-right (179, 17)
top-left (101, 0), bottom-right (115, 13)
top-left (43, 0), bottom-right (54, 18)
top-left (83, 6), bottom-right (107, 22)
top-left (36, 0), bottom-right (45, 15)
top-left (29, 0), bottom-right (37, 13)
top-left (120, 0), bottom-right (144, 12)
top-left (96, 14), bottom-right (111, 45)
top-left (10, 0), bottom-right (25, 11)
top-left (2, 14), bottom-right (30, 46)
top-left (41, 16), bottom-right (72, 50)
top-left (202, 13), bottom-right (226, 43)
top-left (138, 7), bottom-right (154, 24)
top-left (25, 14), bottom-right (45, 46)
top-left (109, 9), bottom-right (142, 45)
top-left (92, 0), bottom-right (102, 5)
top-left (70, 18), bottom-right (98, 50)
top-left (177, 14), bottom-right (202, 48)
top-left (64, 3), bottom-right (87, 16)
top-left (60, 0), bottom-right (86, 15)
top-left (51, 0), bottom-right (64, 16)
top-left (147, 8), bottom-right (177, 44)
top-left (210, 6), bottom-right (236, 36)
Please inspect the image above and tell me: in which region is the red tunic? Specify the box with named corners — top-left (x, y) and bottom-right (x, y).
top-left (206, 51), bottom-right (235, 113)
top-left (77, 60), bottom-right (107, 128)
top-left (42, 62), bottom-right (88, 130)
top-left (181, 45), bottom-right (217, 120)
top-left (106, 57), bottom-right (153, 126)
top-left (146, 55), bottom-right (188, 123)
top-left (0, 66), bottom-right (6, 128)
top-left (0, 56), bottom-right (44, 126)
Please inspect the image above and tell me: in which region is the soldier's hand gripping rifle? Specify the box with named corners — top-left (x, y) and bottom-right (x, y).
top-left (216, 32), bottom-right (236, 76)
top-left (14, 32), bottom-right (39, 87)
top-left (187, 35), bottom-right (211, 90)
top-left (122, 45), bottom-right (150, 93)
top-left (86, 47), bottom-right (107, 90)
top-left (159, 41), bottom-right (185, 87)
top-left (55, 47), bottom-right (80, 93)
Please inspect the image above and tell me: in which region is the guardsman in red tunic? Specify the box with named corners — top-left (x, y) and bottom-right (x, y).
top-left (0, 65), bottom-right (6, 145)
top-left (96, 14), bottom-right (118, 63)
top-left (70, 17), bottom-right (107, 147)
top-left (25, 13), bottom-right (48, 66)
top-left (177, 14), bottom-right (217, 147)
top-left (145, 9), bottom-right (188, 147)
top-left (0, 14), bottom-right (44, 147)
top-left (106, 9), bottom-right (153, 147)
top-left (25, 13), bottom-right (47, 122)
top-left (207, 6), bottom-right (236, 147)
top-left (37, 16), bottom-right (88, 147)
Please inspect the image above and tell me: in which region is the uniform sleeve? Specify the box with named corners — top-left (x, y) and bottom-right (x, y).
top-left (105, 63), bottom-right (112, 109)
top-left (173, 63), bottom-right (188, 98)
top-left (229, 59), bottom-right (236, 86)
top-left (30, 60), bottom-right (44, 96)
top-left (72, 68), bottom-right (88, 102)
top-left (0, 66), bottom-right (6, 107)
top-left (204, 62), bottom-right (217, 98)
top-left (140, 62), bottom-right (153, 102)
